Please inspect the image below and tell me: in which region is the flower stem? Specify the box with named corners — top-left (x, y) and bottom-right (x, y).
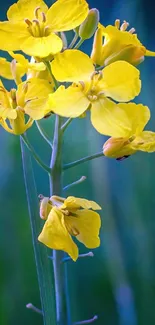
top-left (44, 61), bottom-right (59, 90)
top-left (69, 32), bottom-right (79, 48)
top-left (35, 121), bottom-right (53, 148)
top-left (74, 38), bottom-right (84, 49)
top-left (63, 151), bottom-right (104, 170)
top-left (21, 134), bottom-right (50, 173)
top-left (20, 137), bottom-right (56, 325)
top-left (61, 118), bottom-right (73, 133)
top-left (49, 115), bottom-right (70, 325)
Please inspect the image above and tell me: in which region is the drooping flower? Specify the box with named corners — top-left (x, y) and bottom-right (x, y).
top-left (0, 52), bottom-right (46, 83)
top-left (0, 78), bottom-right (52, 135)
top-left (48, 49), bottom-right (141, 136)
top-left (38, 195), bottom-right (101, 261)
top-left (0, 0), bottom-right (89, 58)
top-left (91, 20), bottom-right (155, 67)
top-left (103, 103), bottom-right (155, 159)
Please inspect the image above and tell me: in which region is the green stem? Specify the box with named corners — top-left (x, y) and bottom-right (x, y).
top-left (63, 151), bottom-right (104, 170)
top-left (69, 32), bottom-right (79, 48)
top-left (21, 134), bottom-right (50, 173)
top-left (35, 121), bottom-right (53, 148)
top-left (74, 38), bottom-right (84, 49)
top-left (49, 115), bottom-right (69, 325)
top-left (61, 118), bottom-right (73, 133)
top-left (44, 61), bottom-right (59, 89)
top-left (20, 137), bottom-right (56, 325)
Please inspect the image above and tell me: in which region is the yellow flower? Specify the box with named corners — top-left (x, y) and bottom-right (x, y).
top-left (38, 195), bottom-right (101, 261)
top-left (91, 20), bottom-right (155, 66)
top-left (0, 0), bottom-right (89, 58)
top-left (0, 78), bottom-right (52, 135)
top-left (48, 49), bottom-right (141, 135)
top-left (0, 52), bottom-right (46, 83)
top-left (103, 103), bottom-right (155, 159)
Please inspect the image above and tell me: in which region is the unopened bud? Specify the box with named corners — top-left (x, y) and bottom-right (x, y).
top-left (79, 9), bottom-right (99, 40)
top-left (104, 44), bottom-right (145, 66)
top-left (103, 137), bottom-right (131, 158)
top-left (39, 197), bottom-right (52, 220)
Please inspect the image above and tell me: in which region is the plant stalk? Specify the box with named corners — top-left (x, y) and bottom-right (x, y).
top-left (49, 115), bottom-right (69, 325)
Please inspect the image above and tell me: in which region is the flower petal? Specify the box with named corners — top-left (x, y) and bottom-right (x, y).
top-left (21, 33), bottom-right (63, 57)
top-left (0, 57), bottom-right (14, 79)
top-left (118, 103), bottom-right (150, 135)
top-left (7, 0), bottom-right (48, 21)
top-left (65, 209), bottom-right (101, 248)
top-left (0, 21), bottom-right (29, 51)
top-left (0, 106), bottom-right (17, 119)
top-left (100, 61), bottom-right (141, 102)
top-left (131, 131), bottom-right (155, 152)
top-left (63, 196), bottom-right (101, 210)
top-left (52, 50), bottom-right (94, 82)
top-left (91, 98), bottom-right (132, 137)
top-left (47, 0), bottom-right (88, 32)
top-left (38, 207), bottom-right (78, 261)
top-left (24, 98), bottom-right (49, 119)
top-left (48, 85), bottom-right (89, 117)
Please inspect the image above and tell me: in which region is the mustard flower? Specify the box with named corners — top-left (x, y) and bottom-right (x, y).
top-left (48, 49), bottom-right (141, 136)
top-left (0, 0), bottom-right (89, 58)
top-left (0, 52), bottom-right (45, 82)
top-left (0, 78), bottom-right (52, 134)
top-left (91, 20), bottom-right (155, 66)
top-left (38, 195), bottom-right (101, 261)
top-left (103, 103), bottom-right (155, 159)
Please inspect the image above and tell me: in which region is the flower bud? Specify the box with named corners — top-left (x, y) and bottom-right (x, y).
top-left (79, 9), bottom-right (99, 40)
top-left (39, 197), bottom-right (52, 220)
top-left (104, 44), bottom-right (145, 66)
top-left (103, 137), bottom-right (135, 158)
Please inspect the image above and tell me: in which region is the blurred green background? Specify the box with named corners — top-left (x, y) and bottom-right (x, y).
top-left (1, 0), bottom-right (155, 324)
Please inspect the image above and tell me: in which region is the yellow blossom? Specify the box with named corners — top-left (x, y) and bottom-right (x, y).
top-left (38, 195), bottom-right (101, 261)
top-left (0, 52), bottom-right (46, 83)
top-left (48, 49), bottom-right (141, 135)
top-left (0, 78), bottom-right (52, 135)
top-left (0, 0), bottom-right (89, 58)
top-left (103, 103), bottom-right (155, 159)
top-left (91, 20), bottom-right (155, 66)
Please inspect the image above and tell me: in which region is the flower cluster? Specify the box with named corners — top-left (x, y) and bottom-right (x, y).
top-left (1, 0), bottom-right (155, 259)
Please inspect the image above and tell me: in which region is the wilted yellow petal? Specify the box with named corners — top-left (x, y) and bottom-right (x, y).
top-left (48, 85), bottom-right (89, 117)
top-left (91, 98), bottom-right (131, 137)
top-left (65, 209), bottom-right (101, 248)
top-left (21, 33), bottom-right (63, 57)
top-left (52, 50), bottom-right (94, 82)
top-left (63, 196), bottom-right (101, 210)
top-left (7, 0), bottom-right (48, 21)
top-left (100, 61), bottom-right (141, 102)
top-left (47, 0), bottom-right (88, 32)
top-left (103, 137), bottom-right (136, 158)
top-left (131, 131), bottom-right (155, 152)
top-left (38, 208), bottom-right (79, 261)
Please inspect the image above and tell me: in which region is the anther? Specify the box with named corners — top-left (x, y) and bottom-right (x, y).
top-left (25, 18), bottom-right (32, 26)
top-left (32, 19), bottom-right (40, 26)
top-left (128, 27), bottom-right (136, 34)
top-left (44, 26), bottom-right (50, 36)
top-left (34, 7), bottom-right (41, 19)
top-left (97, 91), bottom-right (105, 98)
top-left (42, 12), bottom-right (46, 23)
top-left (120, 21), bottom-right (129, 31)
top-left (115, 19), bottom-right (120, 29)
top-left (98, 70), bottom-right (103, 80)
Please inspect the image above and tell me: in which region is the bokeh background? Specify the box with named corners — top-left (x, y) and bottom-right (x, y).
top-left (1, 0), bottom-right (155, 324)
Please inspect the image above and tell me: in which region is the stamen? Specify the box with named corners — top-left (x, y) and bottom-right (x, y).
top-left (97, 91), bottom-right (105, 98)
top-left (115, 19), bottom-right (120, 29)
top-left (128, 27), bottom-right (136, 34)
top-left (120, 21), bottom-right (129, 31)
top-left (79, 81), bottom-right (85, 90)
top-left (90, 71), bottom-right (98, 80)
top-left (87, 94), bottom-right (98, 101)
top-left (42, 12), bottom-right (46, 23)
top-left (34, 6), bottom-right (41, 19)
top-left (32, 19), bottom-right (40, 26)
top-left (44, 26), bottom-right (50, 36)
top-left (25, 18), bottom-right (32, 26)
top-left (98, 71), bottom-right (103, 80)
